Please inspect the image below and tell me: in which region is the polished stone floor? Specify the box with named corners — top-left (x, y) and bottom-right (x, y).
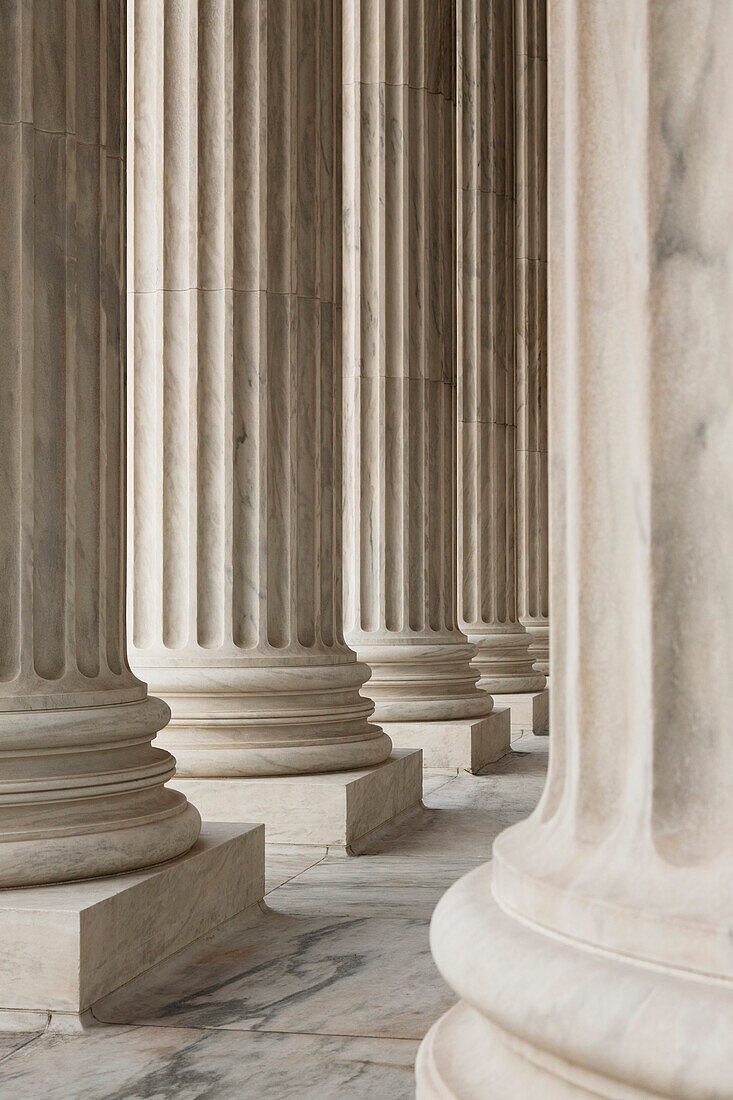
top-left (0, 735), bottom-right (547, 1099)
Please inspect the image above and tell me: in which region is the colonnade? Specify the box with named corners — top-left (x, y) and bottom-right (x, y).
top-left (417, 0), bottom-right (733, 1095)
top-left (5, 4), bottom-right (727, 1096)
top-left (0, 0), bottom-right (548, 1018)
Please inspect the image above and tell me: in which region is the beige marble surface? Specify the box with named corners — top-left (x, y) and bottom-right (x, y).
top-left (0, 740), bottom-right (547, 1097)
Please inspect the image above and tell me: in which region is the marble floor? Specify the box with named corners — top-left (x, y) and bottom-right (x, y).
top-left (0, 735), bottom-right (547, 1100)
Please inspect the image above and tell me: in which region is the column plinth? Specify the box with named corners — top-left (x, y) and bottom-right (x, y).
top-left (342, 0), bottom-right (499, 773)
top-left (418, 1), bottom-right (733, 1094)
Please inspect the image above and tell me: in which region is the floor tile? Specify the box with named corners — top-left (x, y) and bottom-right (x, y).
top-left (266, 853), bottom-right (480, 919)
top-left (422, 772), bottom-right (459, 796)
top-left (0, 1033), bottom-right (41, 1061)
top-left (0, 1024), bottom-right (419, 1100)
top-left (95, 908), bottom-right (453, 1041)
top-left (264, 847), bottom-right (328, 893)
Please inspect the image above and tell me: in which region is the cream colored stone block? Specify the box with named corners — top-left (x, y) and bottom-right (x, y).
top-left (382, 708), bottom-right (511, 773)
top-left (0, 824), bottom-right (264, 1022)
top-left (497, 689), bottom-right (549, 736)
top-left (172, 750), bottom-right (422, 852)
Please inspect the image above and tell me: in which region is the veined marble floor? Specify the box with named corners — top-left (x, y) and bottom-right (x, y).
top-left (0, 735), bottom-right (547, 1100)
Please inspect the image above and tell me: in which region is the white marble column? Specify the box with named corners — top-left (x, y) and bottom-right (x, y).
top-left (418, 2), bottom-right (733, 1095)
top-left (456, 0), bottom-right (546, 738)
top-left (0, 0), bottom-right (201, 890)
top-left (129, 0), bottom-right (420, 847)
top-left (342, 0), bottom-right (507, 773)
top-left (516, 0), bottom-right (549, 683)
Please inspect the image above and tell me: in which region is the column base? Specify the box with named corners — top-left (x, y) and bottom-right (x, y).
top-left (496, 689), bottom-right (549, 735)
top-left (417, 862), bottom-right (733, 1099)
top-left (0, 823), bottom-right (264, 1028)
top-left (380, 709), bottom-right (510, 772)
top-left (172, 749), bottom-right (422, 852)
top-left (418, 1001), bottom-right (588, 1099)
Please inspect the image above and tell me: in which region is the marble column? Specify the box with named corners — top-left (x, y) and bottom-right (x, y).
top-left (515, 0), bottom-right (549, 685)
top-left (0, 0), bottom-right (200, 891)
top-left (129, 0), bottom-right (420, 849)
top-left (342, 0), bottom-right (507, 773)
top-left (0, 0), bottom-right (263, 1022)
top-left (418, 1), bottom-right (733, 1095)
top-left (456, 0), bottom-right (547, 738)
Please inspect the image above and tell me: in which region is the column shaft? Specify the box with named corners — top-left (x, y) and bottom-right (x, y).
top-left (515, 0), bottom-right (549, 678)
top-left (0, 0), bottom-right (200, 887)
top-left (129, 0), bottom-right (391, 777)
top-left (456, 0), bottom-right (545, 697)
top-left (419, 2), bottom-right (733, 1095)
top-left (342, 0), bottom-right (494, 737)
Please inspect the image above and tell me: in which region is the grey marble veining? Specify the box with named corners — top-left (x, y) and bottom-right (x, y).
top-left (266, 855), bottom-right (483, 920)
top-left (0, 1033), bottom-right (40, 1061)
top-left (94, 908), bottom-right (453, 1040)
top-left (0, 1027), bottom-right (419, 1100)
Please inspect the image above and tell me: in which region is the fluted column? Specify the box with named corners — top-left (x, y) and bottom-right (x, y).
top-left (342, 0), bottom-right (498, 768)
top-left (456, 0), bottom-right (545, 703)
top-left (419, 2), bottom-right (733, 1095)
top-left (0, 0), bottom-right (200, 888)
top-left (515, 0), bottom-right (549, 679)
top-left (129, 0), bottom-right (391, 778)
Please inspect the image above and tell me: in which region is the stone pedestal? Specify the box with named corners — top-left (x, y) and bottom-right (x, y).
top-left (379, 709), bottom-right (510, 773)
top-left (173, 749), bottom-right (422, 853)
top-left (500, 690), bottom-right (548, 736)
top-left (456, 0), bottom-right (546, 713)
top-left (128, 0), bottom-right (408, 819)
top-left (0, 824), bottom-right (264, 1029)
top-left (417, 2), bottom-right (733, 1095)
top-left (341, 0), bottom-right (498, 762)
